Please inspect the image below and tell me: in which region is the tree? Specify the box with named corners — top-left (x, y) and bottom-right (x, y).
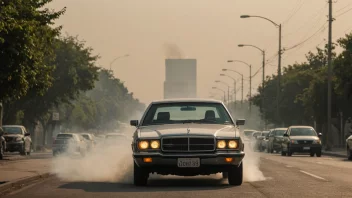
top-left (0, 0), bottom-right (66, 101)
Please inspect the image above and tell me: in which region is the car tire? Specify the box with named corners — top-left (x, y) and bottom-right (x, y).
top-left (316, 151), bottom-right (322, 157)
top-left (134, 161), bottom-right (149, 186)
top-left (347, 147), bottom-right (352, 160)
top-left (310, 152), bottom-right (315, 157)
top-left (228, 162), bottom-right (243, 186)
top-left (287, 148), bottom-right (292, 156)
top-left (222, 172), bottom-right (228, 179)
top-left (281, 150), bottom-right (286, 156)
top-left (0, 147), bottom-right (3, 160)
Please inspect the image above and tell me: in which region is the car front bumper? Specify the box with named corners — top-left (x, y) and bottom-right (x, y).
top-left (134, 151), bottom-right (245, 167)
top-left (133, 151), bottom-right (245, 176)
top-left (5, 142), bottom-right (23, 152)
top-left (289, 144), bottom-right (322, 153)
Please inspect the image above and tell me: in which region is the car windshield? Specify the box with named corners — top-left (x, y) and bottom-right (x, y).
top-left (82, 134), bottom-right (91, 140)
top-left (57, 134), bottom-right (73, 138)
top-left (262, 132), bottom-right (269, 136)
top-left (244, 131), bottom-right (254, 137)
top-left (290, 128), bottom-right (317, 136)
top-left (275, 130), bottom-right (287, 136)
top-left (3, 127), bottom-right (22, 134)
top-left (141, 102), bottom-right (233, 126)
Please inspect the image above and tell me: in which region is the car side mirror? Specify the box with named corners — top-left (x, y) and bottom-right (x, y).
top-left (130, 120), bottom-right (139, 127)
top-left (236, 119), bottom-right (245, 126)
top-left (283, 134), bottom-right (289, 137)
top-left (318, 133), bottom-right (322, 137)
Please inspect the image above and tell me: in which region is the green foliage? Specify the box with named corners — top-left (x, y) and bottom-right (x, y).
top-left (0, 0), bottom-right (66, 101)
top-left (250, 33), bottom-right (352, 127)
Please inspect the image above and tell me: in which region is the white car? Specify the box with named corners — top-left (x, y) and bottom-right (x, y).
top-left (52, 133), bottom-right (88, 157)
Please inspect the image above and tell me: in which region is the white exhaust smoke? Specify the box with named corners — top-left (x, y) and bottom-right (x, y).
top-left (243, 146), bottom-right (266, 182)
top-left (51, 130), bottom-right (134, 183)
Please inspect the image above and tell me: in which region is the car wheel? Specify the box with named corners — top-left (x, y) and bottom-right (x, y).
top-left (316, 151), bottom-right (322, 157)
top-left (310, 152), bottom-right (315, 157)
top-left (134, 161), bottom-right (149, 186)
top-left (0, 147), bottom-right (3, 160)
top-left (281, 150), bottom-right (286, 156)
top-left (222, 172), bottom-right (228, 179)
top-left (347, 147), bottom-right (352, 160)
top-left (228, 162), bottom-right (243, 186)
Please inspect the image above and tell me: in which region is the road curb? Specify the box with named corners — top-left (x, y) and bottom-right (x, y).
top-left (322, 151), bottom-right (346, 158)
top-left (0, 172), bottom-right (52, 193)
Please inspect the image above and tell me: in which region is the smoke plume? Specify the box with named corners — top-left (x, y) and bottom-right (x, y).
top-left (163, 43), bottom-right (184, 59)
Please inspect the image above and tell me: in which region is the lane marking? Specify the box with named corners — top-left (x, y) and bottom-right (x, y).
top-left (299, 170), bottom-right (327, 181)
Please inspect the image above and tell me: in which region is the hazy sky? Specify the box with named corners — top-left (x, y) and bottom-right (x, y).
top-left (48, 0), bottom-right (352, 104)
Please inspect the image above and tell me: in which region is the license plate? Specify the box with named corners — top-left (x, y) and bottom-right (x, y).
top-left (303, 147), bottom-right (310, 150)
top-left (177, 158), bottom-right (200, 168)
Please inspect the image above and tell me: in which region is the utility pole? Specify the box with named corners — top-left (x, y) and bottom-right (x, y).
top-left (327, 0), bottom-right (333, 151)
top-left (262, 51), bottom-right (266, 128)
top-left (241, 75), bottom-right (244, 108)
top-left (277, 24), bottom-right (282, 127)
top-left (249, 65), bottom-right (252, 113)
top-left (234, 81), bottom-right (237, 110)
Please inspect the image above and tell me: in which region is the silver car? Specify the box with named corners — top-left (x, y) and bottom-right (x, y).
top-left (130, 99), bottom-right (245, 186)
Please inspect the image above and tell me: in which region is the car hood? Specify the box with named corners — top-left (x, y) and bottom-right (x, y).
top-left (289, 136), bottom-right (319, 140)
top-left (137, 124), bottom-right (238, 138)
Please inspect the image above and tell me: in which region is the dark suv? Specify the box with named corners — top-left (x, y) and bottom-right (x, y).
top-left (281, 126), bottom-right (322, 157)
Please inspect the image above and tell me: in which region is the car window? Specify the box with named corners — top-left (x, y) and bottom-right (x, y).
top-left (289, 128), bottom-right (317, 136)
top-left (142, 102), bottom-right (233, 126)
top-left (57, 134), bottom-right (73, 138)
top-left (275, 130), bottom-right (286, 136)
top-left (82, 134), bottom-right (90, 140)
top-left (3, 127), bottom-right (22, 135)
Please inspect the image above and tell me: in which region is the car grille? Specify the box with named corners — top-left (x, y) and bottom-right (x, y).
top-left (161, 136), bottom-right (215, 152)
top-left (4, 137), bottom-right (14, 142)
top-left (297, 140), bottom-right (313, 144)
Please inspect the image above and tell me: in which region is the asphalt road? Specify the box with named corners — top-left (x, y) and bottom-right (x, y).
top-left (3, 152), bottom-right (352, 198)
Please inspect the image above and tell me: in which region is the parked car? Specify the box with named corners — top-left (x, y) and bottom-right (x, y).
top-left (281, 126), bottom-right (322, 157)
top-left (52, 133), bottom-right (88, 157)
top-left (254, 131), bottom-right (269, 152)
top-left (2, 125), bottom-right (28, 155)
top-left (130, 98), bottom-right (245, 186)
top-left (267, 128), bottom-right (287, 153)
top-left (346, 135), bottom-right (352, 160)
top-left (0, 127), bottom-right (6, 160)
top-left (81, 133), bottom-right (96, 151)
top-left (261, 130), bottom-right (272, 152)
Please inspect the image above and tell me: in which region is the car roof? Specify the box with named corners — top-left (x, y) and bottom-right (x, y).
top-left (2, 125), bottom-right (24, 127)
top-left (151, 98), bottom-right (223, 104)
top-left (274, 128), bottom-right (288, 130)
top-left (288, 126), bottom-right (313, 129)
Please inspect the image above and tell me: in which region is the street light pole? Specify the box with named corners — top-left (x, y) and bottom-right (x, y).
top-left (227, 60), bottom-right (252, 113)
top-left (327, 0), bottom-right (333, 150)
top-left (240, 14), bottom-right (281, 125)
top-left (215, 80), bottom-right (230, 106)
top-left (238, 44), bottom-right (265, 127)
top-left (222, 69), bottom-right (244, 108)
top-left (212, 87), bottom-right (226, 103)
top-left (109, 54), bottom-right (130, 72)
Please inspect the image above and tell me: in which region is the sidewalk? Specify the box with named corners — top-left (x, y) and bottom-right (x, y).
top-left (0, 153), bottom-right (52, 192)
top-left (322, 148), bottom-right (346, 158)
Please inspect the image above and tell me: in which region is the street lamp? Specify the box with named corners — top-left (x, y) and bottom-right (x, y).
top-left (212, 87), bottom-right (226, 103)
top-left (240, 14), bottom-right (282, 125)
top-left (215, 80), bottom-right (230, 105)
top-left (227, 60), bottom-right (252, 112)
top-left (220, 74), bottom-right (237, 111)
top-left (109, 54), bottom-right (130, 71)
top-left (222, 69), bottom-right (244, 108)
top-left (238, 44), bottom-right (266, 127)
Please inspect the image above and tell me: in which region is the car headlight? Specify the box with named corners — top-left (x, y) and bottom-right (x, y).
top-left (313, 139), bottom-right (321, 144)
top-left (150, 140), bottom-right (160, 149)
top-left (217, 140), bottom-right (226, 149)
top-left (138, 140), bottom-right (149, 150)
top-left (228, 140), bottom-right (238, 149)
top-left (290, 140), bottom-right (298, 144)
